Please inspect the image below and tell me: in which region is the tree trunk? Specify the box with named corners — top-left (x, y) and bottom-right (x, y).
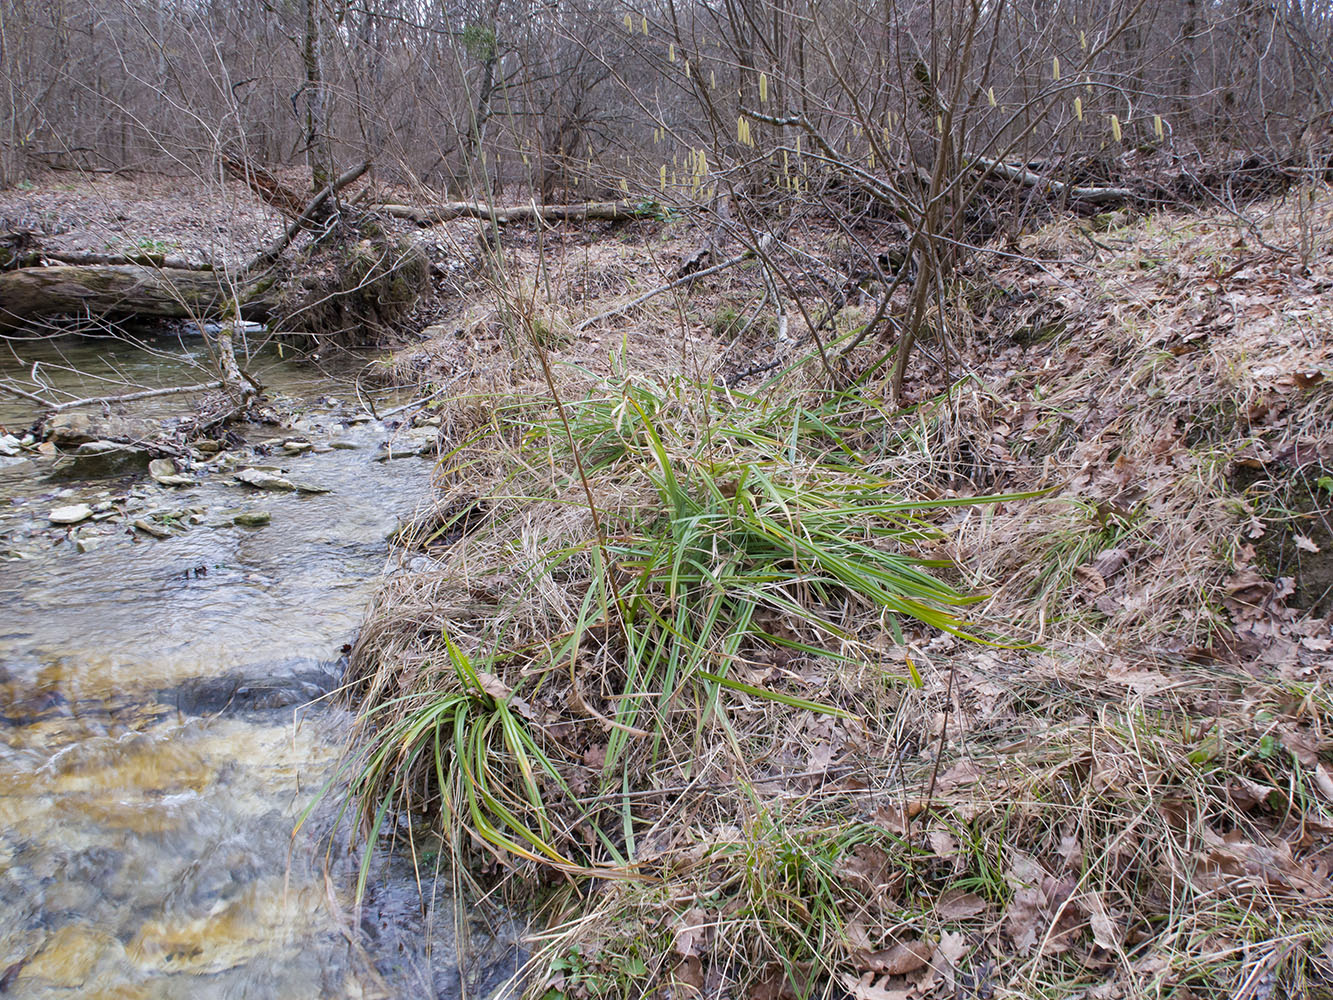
top-left (0, 264), bottom-right (277, 326)
top-left (303, 0), bottom-right (333, 191)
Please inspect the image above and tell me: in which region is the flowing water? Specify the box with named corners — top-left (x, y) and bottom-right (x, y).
top-left (0, 332), bottom-right (521, 998)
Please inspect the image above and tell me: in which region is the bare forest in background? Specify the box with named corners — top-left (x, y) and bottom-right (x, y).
top-left (3, 0), bottom-right (1331, 200)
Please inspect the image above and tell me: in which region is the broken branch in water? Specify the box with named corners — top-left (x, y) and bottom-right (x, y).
top-left (48, 381), bottom-right (226, 412)
top-left (1, 378), bottom-right (228, 413)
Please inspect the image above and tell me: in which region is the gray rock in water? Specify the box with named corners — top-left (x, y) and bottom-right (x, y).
top-left (232, 511), bottom-right (271, 527)
top-left (234, 468), bottom-right (330, 493)
top-left (149, 458), bottom-right (195, 487)
top-left (75, 533), bottom-right (105, 553)
top-left (48, 440), bottom-right (152, 480)
top-left (0, 433), bottom-right (20, 456)
top-left (49, 503), bottom-right (93, 524)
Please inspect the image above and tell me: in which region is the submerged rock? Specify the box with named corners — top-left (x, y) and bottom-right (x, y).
top-left (232, 511), bottom-right (271, 527)
top-left (233, 468), bottom-right (330, 493)
top-left (75, 533), bottom-right (105, 553)
top-left (132, 518), bottom-right (173, 538)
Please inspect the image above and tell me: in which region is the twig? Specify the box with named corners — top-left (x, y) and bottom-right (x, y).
top-left (0, 381), bottom-right (54, 407)
top-left (575, 250), bottom-right (753, 332)
top-left (48, 380), bottom-right (224, 412)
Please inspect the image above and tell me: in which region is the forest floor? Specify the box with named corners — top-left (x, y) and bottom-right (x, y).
top-left (7, 170), bottom-right (1333, 998)
top-left (351, 187), bottom-right (1333, 999)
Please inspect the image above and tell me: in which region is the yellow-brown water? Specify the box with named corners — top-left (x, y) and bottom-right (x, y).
top-left (0, 332), bottom-right (519, 998)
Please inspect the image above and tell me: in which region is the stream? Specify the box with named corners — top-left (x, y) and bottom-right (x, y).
top-left (0, 331), bottom-right (522, 998)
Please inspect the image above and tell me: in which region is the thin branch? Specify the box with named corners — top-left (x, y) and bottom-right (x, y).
top-left (575, 250), bottom-right (753, 332)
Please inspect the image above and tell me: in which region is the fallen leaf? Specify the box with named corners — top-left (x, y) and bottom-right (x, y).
top-left (1090, 546), bottom-right (1131, 581)
top-left (855, 939), bottom-right (932, 975)
top-left (1294, 534), bottom-right (1321, 553)
top-left (839, 972), bottom-right (914, 1000)
top-left (1228, 775), bottom-right (1278, 811)
top-left (1089, 901), bottom-right (1122, 950)
top-left (806, 743), bottom-right (836, 773)
top-left (1314, 764), bottom-right (1333, 804)
top-left (871, 804), bottom-right (912, 836)
top-left (933, 931), bottom-right (968, 967)
top-left (673, 955), bottom-right (704, 994)
top-left (935, 888), bottom-right (986, 920)
top-left (1004, 886), bottom-right (1046, 954)
top-left (673, 907), bottom-right (712, 957)
top-left (1058, 834), bottom-right (1084, 870)
top-left (927, 830), bottom-right (958, 858)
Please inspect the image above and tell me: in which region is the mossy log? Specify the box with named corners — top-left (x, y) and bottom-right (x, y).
top-left (0, 263), bottom-right (278, 325)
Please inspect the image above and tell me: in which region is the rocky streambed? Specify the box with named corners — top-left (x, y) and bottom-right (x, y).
top-left (0, 332), bottom-right (521, 998)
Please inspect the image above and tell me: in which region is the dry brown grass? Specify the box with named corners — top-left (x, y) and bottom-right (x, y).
top-left (345, 188), bottom-right (1333, 999)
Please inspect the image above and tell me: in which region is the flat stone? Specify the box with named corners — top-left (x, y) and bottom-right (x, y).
top-left (149, 458), bottom-right (195, 487)
top-left (0, 433), bottom-right (20, 456)
top-left (232, 511), bottom-right (271, 527)
top-left (48, 504), bottom-right (93, 525)
top-left (282, 440), bottom-right (314, 454)
top-left (132, 518), bottom-right (173, 539)
top-left (234, 468), bottom-right (330, 493)
top-left (75, 534), bottom-right (105, 553)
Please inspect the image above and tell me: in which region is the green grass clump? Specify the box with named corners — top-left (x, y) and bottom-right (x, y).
top-left (345, 374), bottom-right (1033, 876)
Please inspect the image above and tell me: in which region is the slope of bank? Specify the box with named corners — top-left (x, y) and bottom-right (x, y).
top-left (330, 188), bottom-right (1333, 998)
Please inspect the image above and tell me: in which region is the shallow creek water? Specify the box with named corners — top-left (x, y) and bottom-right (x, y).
top-left (0, 333), bottom-right (521, 998)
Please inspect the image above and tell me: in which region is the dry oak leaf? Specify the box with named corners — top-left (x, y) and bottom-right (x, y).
top-left (854, 939), bottom-right (933, 976)
top-left (871, 803), bottom-right (920, 836)
top-left (1088, 901), bottom-right (1123, 951)
top-left (933, 930), bottom-right (968, 968)
top-left (1003, 886), bottom-right (1046, 955)
top-left (926, 830), bottom-right (959, 859)
top-left (672, 955), bottom-right (705, 995)
top-left (1228, 775), bottom-right (1279, 811)
top-left (838, 972), bottom-right (914, 1000)
top-left (1313, 763), bottom-right (1333, 804)
top-left (934, 888), bottom-right (987, 920)
top-left (673, 907), bottom-right (713, 958)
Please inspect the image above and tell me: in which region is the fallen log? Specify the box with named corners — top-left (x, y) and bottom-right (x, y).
top-left (43, 249), bottom-right (217, 271)
top-left (376, 200), bottom-right (644, 226)
top-left (0, 264), bottom-right (277, 324)
top-left (973, 156), bottom-right (1136, 204)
